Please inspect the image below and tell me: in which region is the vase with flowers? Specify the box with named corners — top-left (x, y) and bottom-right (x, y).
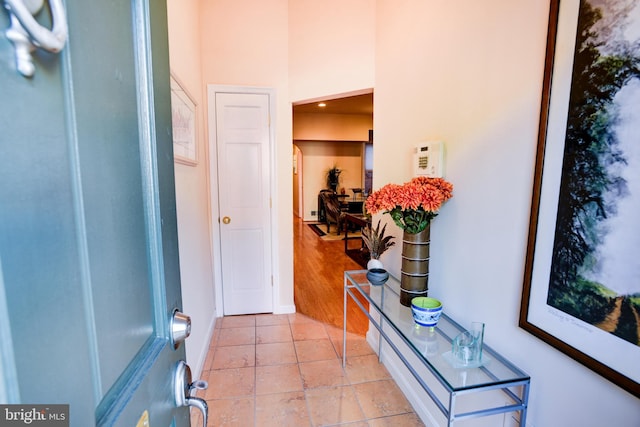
top-left (365, 176), bottom-right (453, 306)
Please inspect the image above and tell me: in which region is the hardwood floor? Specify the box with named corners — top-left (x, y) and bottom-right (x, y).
top-left (293, 215), bottom-right (369, 335)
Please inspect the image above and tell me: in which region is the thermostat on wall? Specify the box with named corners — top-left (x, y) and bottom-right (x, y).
top-left (414, 141), bottom-right (444, 177)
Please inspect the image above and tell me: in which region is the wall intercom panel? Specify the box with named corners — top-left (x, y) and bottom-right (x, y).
top-left (414, 141), bottom-right (444, 177)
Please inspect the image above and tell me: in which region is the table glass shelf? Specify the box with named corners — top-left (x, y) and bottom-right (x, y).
top-left (343, 270), bottom-right (530, 426)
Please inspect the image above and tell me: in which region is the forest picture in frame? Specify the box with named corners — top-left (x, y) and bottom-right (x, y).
top-left (519, 0), bottom-right (640, 398)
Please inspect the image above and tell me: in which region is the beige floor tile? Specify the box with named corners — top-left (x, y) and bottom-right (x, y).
top-left (368, 412), bottom-right (425, 426)
top-left (331, 335), bottom-right (377, 358)
top-left (287, 312), bottom-right (317, 324)
top-left (211, 344), bottom-right (255, 370)
top-left (217, 326), bottom-right (256, 347)
top-left (256, 324), bottom-right (293, 344)
top-left (204, 367), bottom-right (255, 399)
top-left (207, 398), bottom-right (254, 426)
top-left (325, 324), bottom-right (364, 340)
top-left (202, 347), bottom-right (215, 372)
top-left (256, 341), bottom-right (298, 366)
top-left (328, 422), bottom-right (369, 427)
top-left (345, 353), bottom-right (392, 384)
top-left (256, 313), bottom-right (290, 326)
top-left (203, 314), bottom-right (425, 426)
top-left (353, 379), bottom-right (414, 419)
top-left (299, 359), bottom-right (350, 389)
top-left (208, 327), bottom-right (221, 348)
top-left (255, 391), bottom-right (310, 427)
top-left (256, 363), bottom-right (303, 395)
top-left (305, 385), bottom-right (366, 426)
top-left (291, 321), bottom-right (330, 341)
top-left (220, 315), bottom-right (256, 328)
top-left (294, 339), bottom-right (337, 362)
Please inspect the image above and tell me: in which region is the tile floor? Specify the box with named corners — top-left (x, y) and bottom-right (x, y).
top-left (191, 313), bottom-right (425, 426)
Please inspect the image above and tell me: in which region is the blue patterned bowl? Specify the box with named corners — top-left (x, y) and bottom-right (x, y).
top-left (411, 297), bottom-right (442, 328)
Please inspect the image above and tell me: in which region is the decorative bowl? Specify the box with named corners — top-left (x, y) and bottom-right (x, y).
top-left (411, 297), bottom-right (442, 328)
top-left (366, 268), bottom-right (389, 286)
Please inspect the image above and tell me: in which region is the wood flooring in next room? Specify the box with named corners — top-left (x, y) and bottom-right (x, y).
top-left (293, 215), bottom-right (369, 336)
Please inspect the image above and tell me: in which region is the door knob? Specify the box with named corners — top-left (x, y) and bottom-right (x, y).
top-left (222, 216), bottom-right (231, 224)
top-left (170, 309), bottom-right (191, 349)
top-left (173, 360), bottom-right (208, 427)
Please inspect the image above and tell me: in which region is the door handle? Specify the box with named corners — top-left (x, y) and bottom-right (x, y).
top-left (222, 216), bottom-right (231, 224)
top-left (3, 0), bottom-right (68, 77)
top-left (173, 360), bottom-right (208, 427)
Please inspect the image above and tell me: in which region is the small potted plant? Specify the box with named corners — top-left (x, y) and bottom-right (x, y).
top-left (326, 165), bottom-right (341, 192)
top-left (361, 219), bottom-right (396, 270)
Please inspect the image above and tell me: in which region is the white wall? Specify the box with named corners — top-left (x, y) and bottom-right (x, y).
top-left (166, 0), bottom-right (216, 376)
top-left (289, 0), bottom-right (376, 102)
top-left (199, 0), bottom-right (294, 314)
top-left (373, 1), bottom-right (640, 426)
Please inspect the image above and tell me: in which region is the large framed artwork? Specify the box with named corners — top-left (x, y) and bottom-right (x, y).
top-left (170, 73), bottom-right (198, 165)
top-left (520, 0), bottom-right (640, 398)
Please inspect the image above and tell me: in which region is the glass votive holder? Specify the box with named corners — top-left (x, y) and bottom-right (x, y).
top-left (452, 322), bottom-right (484, 366)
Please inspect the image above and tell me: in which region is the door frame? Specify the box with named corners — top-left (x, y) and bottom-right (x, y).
top-left (207, 85), bottom-right (278, 316)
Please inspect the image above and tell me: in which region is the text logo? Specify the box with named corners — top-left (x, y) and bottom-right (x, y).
top-left (0, 405), bottom-right (68, 427)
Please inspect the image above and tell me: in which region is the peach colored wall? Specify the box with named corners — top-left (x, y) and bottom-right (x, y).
top-left (294, 141), bottom-right (364, 221)
top-left (293, 113), bottom-right (372, 141)
top-left (293, 111), bottom-right (372, 219)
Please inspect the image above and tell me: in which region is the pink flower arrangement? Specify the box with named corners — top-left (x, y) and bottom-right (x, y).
top-left (365, 176), bottom-right (453, 234)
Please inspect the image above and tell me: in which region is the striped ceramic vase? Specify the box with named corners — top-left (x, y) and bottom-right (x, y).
top-left (399, 225), bottom-right (430, 306)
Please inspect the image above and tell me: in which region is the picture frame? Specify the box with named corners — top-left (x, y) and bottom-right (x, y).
top-left (520, 0), bottom-right (640, 398)
top-left (170, 73), bottom-right (198, 165)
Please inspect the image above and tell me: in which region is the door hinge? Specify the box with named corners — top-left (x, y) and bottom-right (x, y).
top-left (271, 276), bottom-right (274, 287)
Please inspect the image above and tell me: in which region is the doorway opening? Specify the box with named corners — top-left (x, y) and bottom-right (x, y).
top-left (291, 91), bottom-right (373, 334)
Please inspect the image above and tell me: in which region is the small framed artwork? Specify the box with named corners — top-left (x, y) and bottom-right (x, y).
top-left (520, 0), bottom-right (640, 398)
top-left (170, 73), bottom-right (197, 165)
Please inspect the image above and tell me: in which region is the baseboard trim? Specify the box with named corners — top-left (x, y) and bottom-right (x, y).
top-left (275, 304), bottom-right (296, 314)
top-left (191, 314), bottom-right (217, 380)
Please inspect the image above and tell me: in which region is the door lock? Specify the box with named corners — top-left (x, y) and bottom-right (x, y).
top-left (170, 309), bottom-right (191, 349)
top-left (173, 360), bottom-right (208, 427)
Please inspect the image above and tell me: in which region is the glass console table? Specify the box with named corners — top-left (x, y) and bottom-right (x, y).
top-left (343, 270), bottom-right (530, 426)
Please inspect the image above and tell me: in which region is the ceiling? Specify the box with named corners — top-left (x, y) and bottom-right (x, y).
top-left (293, 92), bottom-right (373, 115)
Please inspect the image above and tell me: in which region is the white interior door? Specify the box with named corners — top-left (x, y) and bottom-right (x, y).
top-left (213, 90), bottom-right (273, 315)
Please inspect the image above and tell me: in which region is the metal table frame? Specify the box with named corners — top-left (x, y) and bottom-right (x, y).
top-left (343, 270), bottom-right (530, 426)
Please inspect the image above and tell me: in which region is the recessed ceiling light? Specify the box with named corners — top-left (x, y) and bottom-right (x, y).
top-left (318, 102), bottom-right (326, 108)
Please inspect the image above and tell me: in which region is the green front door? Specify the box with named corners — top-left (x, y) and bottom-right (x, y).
top-left (0, 1), bottom-right (193, 425)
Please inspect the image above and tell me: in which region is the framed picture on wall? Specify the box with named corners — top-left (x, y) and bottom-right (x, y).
top-left (170, 73), bottom-right (198, 165)
top-left (519, 0), bottom-right (640, 398)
